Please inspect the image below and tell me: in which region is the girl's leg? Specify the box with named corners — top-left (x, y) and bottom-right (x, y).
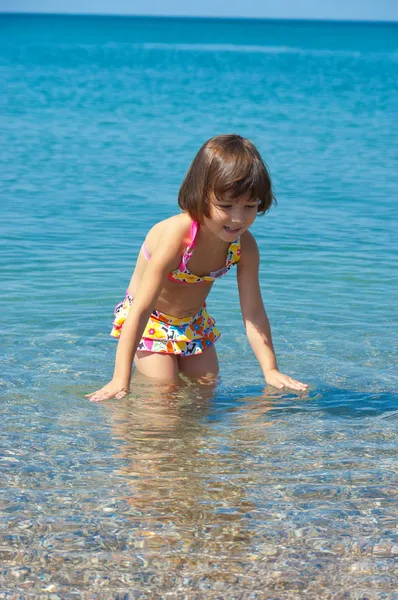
top-left (134, 351), bottom-right (179, 380)
top-left (178, 344), bottom-right (219, 381)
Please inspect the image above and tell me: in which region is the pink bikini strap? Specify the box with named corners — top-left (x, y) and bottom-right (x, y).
top-left (141, 243), bottom-right (151, 261)
top-left (142, 221), bottom-right (198, 269)
top-left (178, 220), bottom-right (198, 270)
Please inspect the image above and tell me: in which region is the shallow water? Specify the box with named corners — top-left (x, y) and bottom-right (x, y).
top-left (2, 381), bottom-right (398, 598)
top-left (1, 13), bottom-right (398, 598)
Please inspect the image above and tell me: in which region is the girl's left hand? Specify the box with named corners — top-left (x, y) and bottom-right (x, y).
top-left (265, 369), bottom-right (308, 392)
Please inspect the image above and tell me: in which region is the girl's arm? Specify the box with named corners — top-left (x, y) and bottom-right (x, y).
top-left (86, 225), bottom-right (186, 402)
top-left (237, 232), bottom-right (308, 392)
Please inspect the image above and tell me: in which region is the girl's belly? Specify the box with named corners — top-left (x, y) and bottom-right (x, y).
top-left (130, 279), bottom-right (214, 319)
top-left (156, 280), bottom-right (214, 318)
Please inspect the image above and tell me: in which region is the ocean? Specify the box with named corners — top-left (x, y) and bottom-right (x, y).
top-left (1, 13), bottom-right (397, 598)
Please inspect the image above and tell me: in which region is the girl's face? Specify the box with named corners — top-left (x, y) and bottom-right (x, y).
top-left (204, 192), bottom-right (258, 242)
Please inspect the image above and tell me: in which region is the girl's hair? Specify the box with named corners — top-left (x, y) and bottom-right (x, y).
top-left (178, 134), bottom-right (276, 222)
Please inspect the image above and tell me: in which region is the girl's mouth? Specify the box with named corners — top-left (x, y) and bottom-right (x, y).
top-left (224, 226), bottom-right (241, 233)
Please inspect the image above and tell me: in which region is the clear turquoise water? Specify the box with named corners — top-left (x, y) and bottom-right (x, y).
top-left (1, 14), bottom-right (397, 598)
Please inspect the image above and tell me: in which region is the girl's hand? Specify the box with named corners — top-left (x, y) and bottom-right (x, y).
top-left (265, 369), bottom-right (308, 392)
top-left (85, 378), bottom-right (130, 402)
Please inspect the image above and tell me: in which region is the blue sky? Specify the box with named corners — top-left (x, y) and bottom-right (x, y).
top-left (1, 0), bottom-right (398, 21)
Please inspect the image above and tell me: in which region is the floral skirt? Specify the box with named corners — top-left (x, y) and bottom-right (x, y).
top-left (110, 293), bottom-right (220, 356)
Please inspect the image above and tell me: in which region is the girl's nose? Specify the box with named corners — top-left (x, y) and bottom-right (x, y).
top-left (231, 210), bottom-right (245, 224)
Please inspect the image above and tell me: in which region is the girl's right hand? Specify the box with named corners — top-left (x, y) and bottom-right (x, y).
top-left (85, 378), bottom-right (130, 402)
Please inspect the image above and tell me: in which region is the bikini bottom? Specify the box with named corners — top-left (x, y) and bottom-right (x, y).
top-left (110, 293), bottom-right (220, 356)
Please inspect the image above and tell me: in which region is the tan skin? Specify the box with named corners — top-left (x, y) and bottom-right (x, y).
top-left (86, 194), bottom-right (308, 402)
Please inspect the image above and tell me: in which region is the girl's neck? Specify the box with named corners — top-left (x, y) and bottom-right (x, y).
top-left (195, 220), bottom-right (230, 250)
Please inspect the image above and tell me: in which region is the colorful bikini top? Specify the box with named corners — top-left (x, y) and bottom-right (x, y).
top-left (141, 220), bottom-right (241, 284)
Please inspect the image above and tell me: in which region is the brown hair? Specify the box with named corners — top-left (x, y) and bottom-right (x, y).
top-left (178, 134), bottom-right (276, 222)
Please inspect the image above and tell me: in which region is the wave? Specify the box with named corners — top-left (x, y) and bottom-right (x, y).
top-left (138, 42), bottom-right (363, 58)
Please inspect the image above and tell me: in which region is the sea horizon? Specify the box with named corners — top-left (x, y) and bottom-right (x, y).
top-left (1, 10), bottom-right (398, 25)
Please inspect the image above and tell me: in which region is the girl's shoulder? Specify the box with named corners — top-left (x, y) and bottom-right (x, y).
top-left (238, 230), bottom-right (260, 267)
top-left (144, 213), bottom-right (192, 256)
top-left (240, 230), bottom-right (259, 252)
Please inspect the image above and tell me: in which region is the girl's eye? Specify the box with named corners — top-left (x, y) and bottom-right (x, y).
top-left (217, 203), bottom-right (257, 209)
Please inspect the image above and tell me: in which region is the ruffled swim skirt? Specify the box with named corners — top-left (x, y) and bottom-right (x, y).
top-left (110, 293), bottom-right (220, 356)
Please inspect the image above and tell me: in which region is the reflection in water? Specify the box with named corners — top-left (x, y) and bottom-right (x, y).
top-left (106, 376), bottom-right (265, 560)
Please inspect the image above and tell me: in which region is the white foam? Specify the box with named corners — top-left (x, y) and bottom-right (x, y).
top-left (138, 42), bottom-right (363, 58)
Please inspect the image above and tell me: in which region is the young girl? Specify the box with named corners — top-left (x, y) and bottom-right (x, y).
top-left (87, 134), bottom-right (308, 402)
